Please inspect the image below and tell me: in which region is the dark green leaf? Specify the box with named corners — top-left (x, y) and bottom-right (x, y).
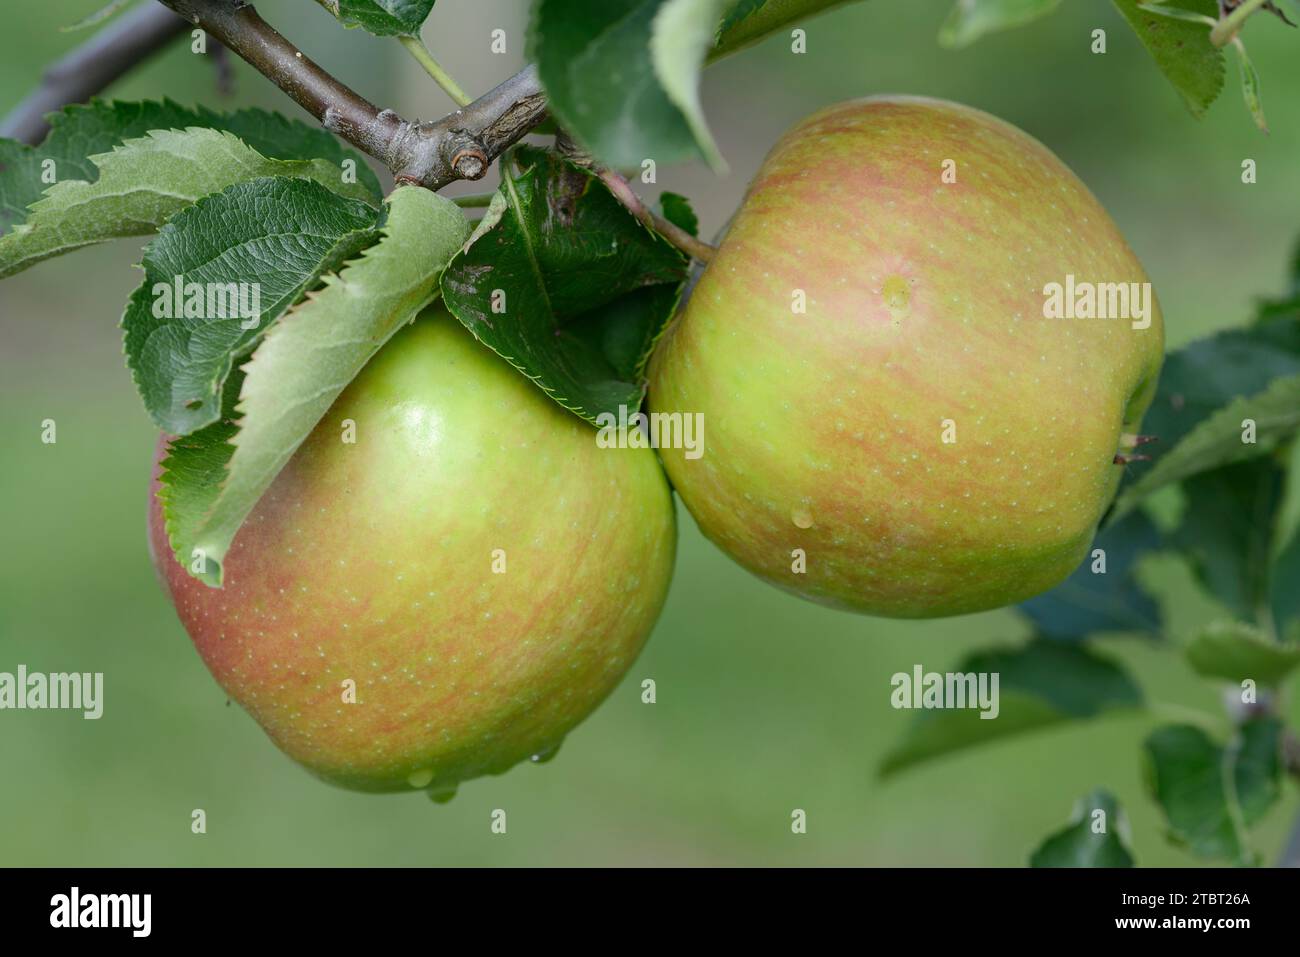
top-left (1144, 717), bottom-right (1283, 863)
top-left (1019, 509), bottom-right (1162, 639)
top-left (316, 0), bottom-right (437, 37)
top-left (1254, 240), bottom-right (1300, 321)
top-left (530, 0), bottom-right (728, 170)
top-left (1173, 457), bottom-right (1286, 620)
top-left (1029, 789), bottom-right (1136, 867)
top-left (1113, 373), bottom-right (1300, 516)
top-left (0, 140), bottom-right (44, 235)
top-left (938, 0), bottom-right (1062, 49)
top-left (440, 146), bottom-right (688, 424)
top-left (711, 0), bottom-right (857, 58)
top-left (718, 0), bottom-right (767, 37)
top-left (1256, 292), bottom-right (1300, 325)
top-left (880, 640), bottom-right (1143, 777)
top-left (1274, 529), bottom-right (1300, 633)
top-left (658, 191), bottom-right (699, 236)
top-left (1134, 323), bottom-right (1300, 472)
top-left (1111, 0), bottom-right (1225, 118)
top-left (1185, 620), bottom-right (1300, 687)
top-left (0, 99), bottom-right (380, 237)
top-left (123, 176), bottom-right (380, 435)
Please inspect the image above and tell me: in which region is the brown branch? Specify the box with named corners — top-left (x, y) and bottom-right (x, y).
top-left (556, 131), bottom-right (716, 264)
top-left (596, 167), bottom-right (717, 264)
top-left (155, 0), bottom-right (548, 190)
top-left (0, 4), bottom-right (189, 145)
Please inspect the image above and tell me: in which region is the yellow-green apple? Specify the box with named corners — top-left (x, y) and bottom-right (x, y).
top-left (648, 96), bottom-right (1164, 618)
top-left (149, 307), bottom-right (676, 794)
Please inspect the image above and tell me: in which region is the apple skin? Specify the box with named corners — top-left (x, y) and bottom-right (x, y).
top-left (149, 307), bottom-right (676, 794)
top-left (648, 96), bottom-right (1164, 618)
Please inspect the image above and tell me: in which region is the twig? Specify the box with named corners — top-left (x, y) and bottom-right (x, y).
top-left (0, 3), bottom-right (189, 145)
top-left (596, 167), bottom-right (717, 264)
top-left (156, 0), bottom-right (548, 190)
top-left (398, 35), bottom-right (471, 107)
top-left (1212, 0), bottom-right (1271, 45)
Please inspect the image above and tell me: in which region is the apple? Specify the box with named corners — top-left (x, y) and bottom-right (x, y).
top-left (648, 96), bottom-right (1164, 618)
top-left (149, 307), bottom-right (676, 794)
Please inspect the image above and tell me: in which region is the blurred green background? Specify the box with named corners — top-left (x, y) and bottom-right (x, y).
top-left (2, 0), bottom-right (1299, 866)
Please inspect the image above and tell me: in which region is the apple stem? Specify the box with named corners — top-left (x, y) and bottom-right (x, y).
top-left (1211, 0), bottom-right (1292, 46)
top-left (594, 166), bottom-right (718, 264)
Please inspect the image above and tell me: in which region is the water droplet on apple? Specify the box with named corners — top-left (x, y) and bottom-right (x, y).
top-left (791, 507), bottom-right (814, 529)
top-left (407, 768), bottom-right (435, 789)
top-left (428, 785), bottom-right (458, 804)
top-left (530, 742), bottom-right (562, 764)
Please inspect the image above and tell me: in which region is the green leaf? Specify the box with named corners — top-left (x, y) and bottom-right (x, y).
top-left (1185, 621), bottom-right (1300, 687)
top-left (718, 0), bottom-right (768, 36)
top-left (1029, 789), bottom-right (1136, 867)
top-left (440, 146), bottom-right (688, 425)
top-left (1132, 322), bottom-right (1300, 474)
top-left (315, 0), bottom-right (437, 37)
top-left (711, 0), bottom-right (856, 58)
top-left (159, 186), bottom-right (469, 587)
top-left (938, 0), bottom-right (1062, 49)
top-left (1172, 458), bottom-right (1286, 621)
top-left (0, 140), bottom-right (45, 235)
top-left (1144, 717), bottom-right (1283, 863)
top-left (658, 190), bottom-right (699, 236)
top-left (122, 176), bottom-right (381, 435)
top-left (879, 640), bottom-right (1143, 777)
top-left (1113, 373), bottom-right (1300, 516)
top-left (158, 372), bottom-right (245, 584)
top-left (530, 0), bottom-right (729, 171)
top-left (1019, 509), bottom-right (1163, 639)
top-left (1274, 529), bottom-right (1300, 632)
top-left (0, 127), bottom-right (376, 280)
top-left (1111, 0), bottom-right (1225, 118)
top-left (0, 99), bottom-right (380, 236)
top-left (1230, 36), bottom-right (1268, 133)
top-left (650, 0), bottom-right (731, 171)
